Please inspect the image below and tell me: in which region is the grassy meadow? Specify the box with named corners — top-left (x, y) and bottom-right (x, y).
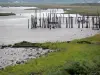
top-left (0, 34), bottom-right (100, 75)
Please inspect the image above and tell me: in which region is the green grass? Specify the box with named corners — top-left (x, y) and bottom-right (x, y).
top-left (0, 34), bottom-right (100, 75)
top-left (80, 34), bottom-right (100, 42)
top-left (0, 13), bottom-right (16, 16)
top-left (72, 34), bottom-right (100, 44)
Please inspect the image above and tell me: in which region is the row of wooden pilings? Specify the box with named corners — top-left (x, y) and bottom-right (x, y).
top-left (28, 12), bottom-right (100, 30)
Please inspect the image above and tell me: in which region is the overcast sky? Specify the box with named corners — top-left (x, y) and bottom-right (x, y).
top-left (0, 0), bottom-right (99, 3)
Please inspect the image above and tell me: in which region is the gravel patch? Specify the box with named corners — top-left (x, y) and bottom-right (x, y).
top-left (0, 47), bottom-right (53, 69)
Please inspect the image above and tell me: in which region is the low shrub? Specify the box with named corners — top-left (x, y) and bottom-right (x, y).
top-left (77, 41), bottom-right (92, 44)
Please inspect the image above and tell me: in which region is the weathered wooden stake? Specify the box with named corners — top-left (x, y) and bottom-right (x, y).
top-left (75, 14), bottom-right (78, 24)
top-left (81, 17), bottom-right (84, 28)
top-left (44, 18), bottom-right (46, 28)
top-left (31, 15), bottom-right (34, 29)
top-left (28, 19), bottom-right (29, 29)
top-left (34, 17), bottom-right (37, 28)
top-left (68, 14), bottom-right (71, 28)
top-left (92, 17), bottom-right (95, 29)
top-left (71, 17), bottom-right (73, 28)
top-left (77, 17), bottom-right (81, 28)
top-left (96, 17), bottom-right (98, 28)
top-left (58, 17), bottom-right (61, 28)
top-left (40, 10), bottom-right (41, 28)
top-left (47, 14), bottom-right (49, 28)
top-left (68, 17), bottom-right (70, 28)
top-left (60, 13), bottom-right (62, 24)
top-left (86, 16), bottom-right (89, 28)
top-left (42, 13), bottom-right (44, 28)
top-left (99, 17), bottom-right (100, 29)
top-left (56, 14), bottom-right (58, 28)
top-left (63, 14), bottom-right (64, 22)
top-left (66, 17), bottom-right (68, 28)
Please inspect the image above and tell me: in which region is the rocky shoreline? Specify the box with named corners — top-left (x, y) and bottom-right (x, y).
top-left (0, 47), bottom-right (54, 70)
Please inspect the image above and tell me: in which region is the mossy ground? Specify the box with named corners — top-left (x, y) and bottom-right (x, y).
top-left (0, 34), bottom-right (100, 75)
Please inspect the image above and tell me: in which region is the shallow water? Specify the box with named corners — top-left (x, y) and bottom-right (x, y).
top-left (0, 7), bottom-right (100, 45)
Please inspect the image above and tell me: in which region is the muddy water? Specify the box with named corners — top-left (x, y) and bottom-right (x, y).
top-left (0, 7), bottom-right (100, 45)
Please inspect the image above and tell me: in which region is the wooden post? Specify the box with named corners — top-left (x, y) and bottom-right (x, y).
top-left (31, 15), bottom-right (32, 29)
top-left (33, 9), bottom-right (37, 28)
top-left (88, 16), bottom-right (90, 28)
top-left (99, 17), bottom-right (100, 29)
top-left (66, 17), bottom-right (68, 28)
top-left (53, 12), bottom-right (55, 28)
top-left (41, 18), bottom-right (43, 28)
top-left (42, 18), bottom-right (44, 28)
top-left (31, 15), bottom-right (33, 29)
top-left (92, 17), bottom-right (95, 29)
top-left (56, 14), bottom-right (58, 28)
top-left (75, 14), bottom-right (78, 24)
top-left (96, 16), bottom-right (98, 28)
top-left (86, 16), bottom-right (89, 28)
top-left (68, 14), bottom-right (70, 28)
top-left (63, 14), bottom-right (64, 22)
top-left (34, 17), bottom-right (37, 28)
top-left (28, 19), bottom-right (29, 29)
top-left (54, 13), bottom-right (56, 28)
top-left (69, 17), bottom-right (70, 28)
top-left (71, 17), bottom-right (73, 28)
top-left (80, 17), bottom-right (83, 28)
top-left (42, 13), bottom-right (44, 28)
top-left (50, 11), bottom-right (51, 22)
top-left (40, 10), bottom-right (41, 28)
top-left (46, 13), bottom-right (48, 17)
top-left (97, 12), bottom-right (100, 29)
top-left (58, 17), bottom-right (61, 28)
top-left (44, 18), bottom-right (46, 28)
top-left (77, 17), bottom-right (80, 28)
top-left (47, 15), bottom-right (49, 28)
top-left (60, 13), bottom-right (62, 25)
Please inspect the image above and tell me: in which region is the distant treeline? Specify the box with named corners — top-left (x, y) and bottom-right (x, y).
top-left (0, 2), bottom-right (100, 8)
top-left (0, 3), bottom-right (51, 7)
top-left (71, 3), bottom-right (100, 6)
top-left (0, 13), bottom-right (16, 16)
top-left (0, 2), bottom-right (100, 7)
